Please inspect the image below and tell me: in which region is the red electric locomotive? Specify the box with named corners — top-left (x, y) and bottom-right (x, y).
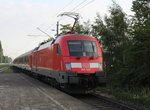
top-left (13, 34), bottom-right (106, 93)
top-left (13, 12), bottom-right (106, 93)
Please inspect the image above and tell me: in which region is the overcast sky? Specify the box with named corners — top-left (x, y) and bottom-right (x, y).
top-left (0, 0), bottom-right (133, 59)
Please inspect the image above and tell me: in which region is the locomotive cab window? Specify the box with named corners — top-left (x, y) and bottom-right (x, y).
top-left (68, 41), bottom-right (83, 56)
top-left (56, 44), bottom-right (62, 55)
top-left (68, 41), bottom-right (98, 57)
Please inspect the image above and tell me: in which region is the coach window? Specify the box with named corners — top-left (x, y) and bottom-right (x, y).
top-left (56, 44), bottom-right (62, 56)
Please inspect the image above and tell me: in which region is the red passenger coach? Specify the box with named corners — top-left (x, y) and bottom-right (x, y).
top-left (13, 34), bottom-right (106, 93)
top-left (13, 50), bottom-right (33, 71)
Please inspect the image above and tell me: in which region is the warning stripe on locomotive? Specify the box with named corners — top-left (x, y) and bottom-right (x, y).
top-left (71, 63), bottom-right (100, 68)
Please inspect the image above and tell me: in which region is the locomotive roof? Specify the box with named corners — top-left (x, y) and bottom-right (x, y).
top-left (14, 34), bottom-right (97, 60)
top-left (36, 34), bottom-right (95, 50)
top-left (61, 34), bottom-right (94, 38)
top-left (37, 40), bottom-right (53, 51)
top-left (55, 34), bottom-right (95, 42)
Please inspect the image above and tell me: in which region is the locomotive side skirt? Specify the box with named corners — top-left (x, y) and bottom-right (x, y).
top-left (31, 67), bottom-right (106, 86)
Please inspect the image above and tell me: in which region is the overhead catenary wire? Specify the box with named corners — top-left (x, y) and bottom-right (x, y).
top-left (53, 0), bottom-right (74, 18)
top-left (56, 0), bottom-right (95, 22)
top-left (73, 0), bottom-right (95, 12)
top-left (27, 35), bottom-right (49, 37)
top-left (51, 0), bottom-right (89, 24)
top-left (44, 0), bottom-right (95, 36)
top-left (44, 0), bottom-right (89, 32)
top-left (42, 0), bottom-right (75, 28)
top-left (40, 0), bottom-right (75, 30)
top-left (70, 0), bottom-right (88, 12)
top-left (57, 0), bottom-right (95, 22)
top-left (27, 0), bottom-right (75, 37)
top-left (36, 0), bottom-right (91, 31)
top-left (37, 27), bottom-right (54, 39)
top-left (28, 0), bottom-right (96, 38)
top-left (44, 17), bottom-right (63, 31)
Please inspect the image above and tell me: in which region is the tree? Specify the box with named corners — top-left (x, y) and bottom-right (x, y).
top-left (76, 20), bottom-right (91, 35)
top-left (124, 0), bottom-right (150, 87)
top-left (58, 21), bottom-right (92, 36)
top-left (92, 2), bottom-right (129, 74)
top-left (58, 24), bottom-right (72, 36)
top-left (39, 38), bottom-right (53, 46)
top-left (3, 56), bottom-right (12, 63)
top-left (110, 0), bottom-right (150, 87)
top-left (91, 13), bottom-right (106, 41)
top-left (0, 41), bottom-right (12, 63)
top-left (0, 41), bottom-right (3, 63)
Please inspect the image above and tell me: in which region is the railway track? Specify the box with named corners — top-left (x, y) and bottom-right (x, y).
top-left (72, 94), bottom-right (142, 110)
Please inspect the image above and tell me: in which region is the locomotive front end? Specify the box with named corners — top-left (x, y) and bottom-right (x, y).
top-left (58, 35), bottom-right (106, 93)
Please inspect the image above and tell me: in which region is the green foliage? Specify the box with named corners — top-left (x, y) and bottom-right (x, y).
top-left (91, 2), bottom-right (129, 75)
top-left (92, 0), bottom-right (150, 88)
top-left (119, 0), bottom-right (150, 87)
top-left (59, 21), bottom-right (92, 36)
top-left (39, 38), bottom-right (53, 45)
top-left (0, 64), bottom-right (13, 73)
top-left (2, 56), bottom-right (12, 63)
top-left (3, 68), bottom-right (13, 73)
top-left (0, 41), bottom-right (12, 63)
top-left (97, 86), bottom-right (150, 108)
top-left (91, 13), bottom-right (106, 40)
top-left (76, 20), bottom-right (92, 35)
top-left (0, 41), bottom-right (3, 63)
top-left (58, 24), bottom-right (72, 35)
top-left (0, 64), bottom-right (10, 69)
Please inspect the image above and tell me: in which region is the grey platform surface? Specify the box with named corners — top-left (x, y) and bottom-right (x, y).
top-left (0, 73), bottom-right (98, 110)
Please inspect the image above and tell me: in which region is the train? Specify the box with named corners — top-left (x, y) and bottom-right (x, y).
top-left (12, 33), bottom-right (106, 94)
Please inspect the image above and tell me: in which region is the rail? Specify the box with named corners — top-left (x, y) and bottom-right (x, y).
top-left (72, 93), bottom-right (143, 110)
top-left (92, 93), bottom-right (142, 110)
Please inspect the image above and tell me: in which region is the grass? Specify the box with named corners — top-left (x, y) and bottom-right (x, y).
top-left (0, 63), bottom-right (11, 69)
top-left (2, 68), bottom-right (14, 73)
top-left (96, 86), bottom-right (150, 109)
top-left (0, 63), bottom-right (14, 73)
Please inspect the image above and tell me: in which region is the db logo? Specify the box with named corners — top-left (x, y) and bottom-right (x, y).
top-left (82, 63), bottom-right (90, 68)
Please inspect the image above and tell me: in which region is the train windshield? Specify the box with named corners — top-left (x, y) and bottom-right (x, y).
top-left (68, 41), bottom-right (98, 57)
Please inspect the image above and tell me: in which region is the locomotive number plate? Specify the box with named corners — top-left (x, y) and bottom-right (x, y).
top-left (82, 63), bottom-right (90, 68)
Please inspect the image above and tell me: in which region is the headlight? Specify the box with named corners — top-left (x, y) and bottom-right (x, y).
top-left (65, 63), bottom-right (71, 71)
top-left (99, 63), bottom-right (103, 71)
